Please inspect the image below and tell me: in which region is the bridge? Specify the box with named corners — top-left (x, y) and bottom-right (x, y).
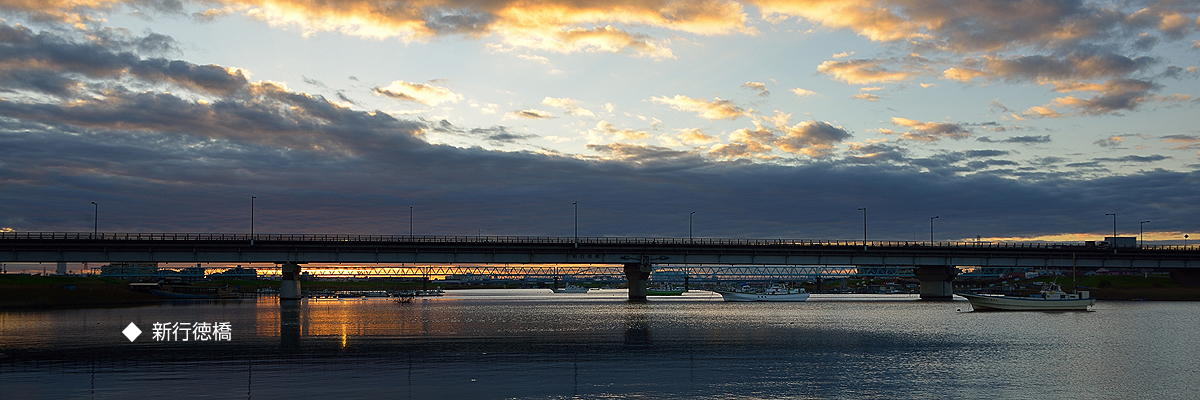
top-left (3, 232), bottom-right (1198, 300)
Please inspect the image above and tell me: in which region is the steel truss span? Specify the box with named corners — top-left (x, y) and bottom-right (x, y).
top-left (250, 265), bottom-right (1029, 280)
top-left (259, 265), bottom-right (864, 280)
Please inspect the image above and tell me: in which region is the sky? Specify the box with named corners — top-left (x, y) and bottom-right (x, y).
top-left (1, 0), bottom-right (1198, 245)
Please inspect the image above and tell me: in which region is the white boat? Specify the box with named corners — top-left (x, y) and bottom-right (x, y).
top-left (552, 285), bottom-right (590, 293)
top-left (958, 283), bottom-right (1094, 311)
top-left (715, 284), bottom-right (809, 302)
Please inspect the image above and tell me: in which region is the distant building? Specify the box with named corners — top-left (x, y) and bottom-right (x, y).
top-left (99, 262), bottom-right (205, 283)
top-left (208, 266), bottom-right (259, 280)
top-left (100, 262), bottom-right (161, 282)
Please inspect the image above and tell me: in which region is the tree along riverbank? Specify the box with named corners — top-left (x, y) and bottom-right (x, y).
top-left (0, 275), bottom-right (160, 309)
top-left (1007, 274), bottom-right (1200, 301)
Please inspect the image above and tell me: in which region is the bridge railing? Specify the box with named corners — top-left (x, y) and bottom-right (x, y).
top-left (1, 232), bottom-right (1196, 251)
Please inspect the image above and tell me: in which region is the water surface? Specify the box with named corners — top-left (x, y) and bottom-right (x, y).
top-left (2, 289), bottom-right (1197, 399)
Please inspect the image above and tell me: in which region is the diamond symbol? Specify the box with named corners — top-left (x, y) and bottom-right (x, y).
top-left (123, 322), bottom-right (142, 342)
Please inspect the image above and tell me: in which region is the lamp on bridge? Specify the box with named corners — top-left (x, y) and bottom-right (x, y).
top-left (572, 201), bottom-right (578, 248)
top-left (690, 211), bottom-right (696, 244)
top-left (251, 196), bottom-right (256, 245)
top-left (1105, 213), bottom-right (1116, 254)
top-left (90, 201), bottom-right (97, 236)
top-left (1140, 220), bottom-right (1150, 247)
top-left (930, 216), bottom-right (938, 245)
top-left (858, 208), bottom-right (867, 249)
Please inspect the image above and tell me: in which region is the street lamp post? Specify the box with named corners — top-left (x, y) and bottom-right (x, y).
top-left (930, 216), bottom-right (939, 245)
top-left (572, 201), bottom-right (578, 247)
top-left (91, 202), bottom-right (97, 236)
top-left (251, 196), bottom-right (256, 245)
top-left (1140, 220), bottom-right (1150, 247)
top-left (690, 211), bottom-right (696, 244)
top-left (1104, 213), bottom-right (1116, 253)
top-left (858, 208), bottom-right (867, 248)
top-left (409, 206), bottom-right (413, 237)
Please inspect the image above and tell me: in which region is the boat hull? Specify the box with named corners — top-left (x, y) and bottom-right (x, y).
top-left (958, 293), bottom-right (1094, 311)
top-left (716, 291), bottom-right (810, 302)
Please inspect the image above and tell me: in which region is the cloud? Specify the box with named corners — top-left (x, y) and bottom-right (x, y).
top-left (842, 141), bottom-right (910, 164)
top-left (755, 0), bottom-right (1198, 53)
top-left (773, 119), bottom-right (852, 157)
top-left (508, 25), bottom-right (676, 58)
top-left (790, 88), bottom-right (816, 96)
top-left (1023, 79), bottom-right (1192, 117)
top-left (976, 135), bottom-right (1051, 144)
top-left (157, 0), bottom-right (753, 57)
top-left (1162, 135), bottom-right (1200, 150)
top-left (884, 117), bottom-right (972, 141)
top-left (943, 53), bottom-right (1158, 84)
top-left (817, 58), bottom-right (919, 84)
top-left (742, 81), bottom-right (769, 96)
top-left (674, 128), bottom-right (718, 146)
top-left (0, 24), bottom-right (248, 98)
top-left (429, 120), bottom-right (537, 145)
top-left (652, 94), bottom-right (752, 120)
top-left (852, 93), bottom-right (880, 101)
top-left (586, 143), bottom-right (703, 167)
top-left (1095, 136), bottom-right (1123, 148)
top-left (1093, 154), bottom-right (1169, 163)
top-left (706, 112), bottom-right (849, 159)
top-left (590, 120), bottom-right (650, 141)
top-left (542, 97), bottom-right (594, 117)
top-left (374, 81), bottom-right (462, 105)
top-left (507, 109), bottom-right (554, 119)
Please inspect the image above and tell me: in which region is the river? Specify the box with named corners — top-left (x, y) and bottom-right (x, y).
top-left (2, 289), bottom-right (1197, 399)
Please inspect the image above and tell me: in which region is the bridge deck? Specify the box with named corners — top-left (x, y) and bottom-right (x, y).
top-left (4, 232), bottom-right (1198, 269)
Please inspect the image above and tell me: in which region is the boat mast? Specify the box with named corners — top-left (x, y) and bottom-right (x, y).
top-left (1072, 253), bottom-right (1077, 294)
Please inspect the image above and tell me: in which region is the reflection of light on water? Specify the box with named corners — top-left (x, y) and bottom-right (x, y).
top-left (340, 324), bottom-right (347, 349)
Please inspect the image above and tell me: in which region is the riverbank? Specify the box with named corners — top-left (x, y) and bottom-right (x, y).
top-left (0, 275), bottom-right (160, 309)
top-left (1025, 274), bottom-right (1200, 301)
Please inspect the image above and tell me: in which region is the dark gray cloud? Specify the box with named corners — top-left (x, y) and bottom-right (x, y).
top-left (976, 135), bottom-right (1051, 144)
top-left (428, 119), bottom-right (538, 144)
top-left (422, 8), bottom-right (495, 35)
top-left (0, 24), bottom-right (247, 97)
top-left (1095, 155), bottom-right (1171, 163)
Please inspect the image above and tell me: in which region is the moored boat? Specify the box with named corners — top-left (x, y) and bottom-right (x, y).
top-left (552, 285), bottom-right (590, 293)
top-left (715, 284), bottom-right (809, 302)
top-left (957, 282), bottom-right (1094, 311)
top-left (646, 286), bottom-right (687, 296)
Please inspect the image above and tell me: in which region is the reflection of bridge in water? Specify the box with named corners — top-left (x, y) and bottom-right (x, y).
top-left (4, 232), bottom-right (1198, 300)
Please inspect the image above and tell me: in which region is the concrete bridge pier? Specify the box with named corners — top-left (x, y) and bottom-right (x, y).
top-left (913, 265), bottom-right (958, 300)
top-left (280, 262), bottom-right (303, 300)
top-left (624, 262), bottom-right (652, 301)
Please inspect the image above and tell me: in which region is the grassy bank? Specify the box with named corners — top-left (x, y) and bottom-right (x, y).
top-left (1027, 274), bottom-right (1200, 301)
top-left (0, 275), bottom-right (161, 309)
